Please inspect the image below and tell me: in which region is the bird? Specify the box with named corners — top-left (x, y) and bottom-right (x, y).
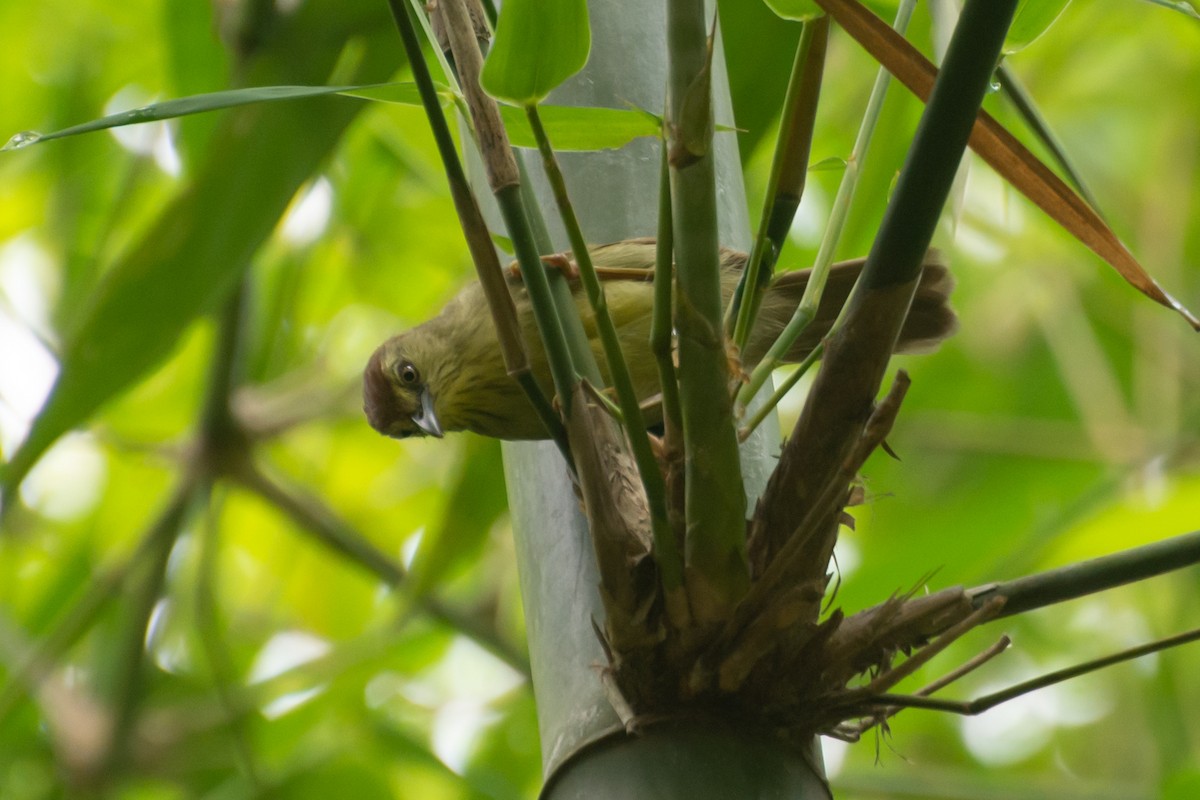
top-left (363, 237), bottom-right (955, 441)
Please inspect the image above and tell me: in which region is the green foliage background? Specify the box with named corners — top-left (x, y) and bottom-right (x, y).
top-left (0, 1), bottom-right (1198, 798)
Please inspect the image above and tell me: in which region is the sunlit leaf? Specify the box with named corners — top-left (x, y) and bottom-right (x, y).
top-left (0, 86), bottom-right (392, 497)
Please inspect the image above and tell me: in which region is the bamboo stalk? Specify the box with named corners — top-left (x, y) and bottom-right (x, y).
top-left (737, 0), bottom-right (914, 410)
top-left (728, 16), bottom-right (828, 350)
top-left (749, 0), bottom-right (1018, 583)
top-left (666, 1), bottom-right (749, 620)
top-left (526, 107), bottom-right (684, 604)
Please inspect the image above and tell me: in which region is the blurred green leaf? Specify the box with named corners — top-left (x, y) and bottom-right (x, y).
top-left (408, 435), bottom-right (507, 598)
top-left (278, 758), bottom-right (394, 800)
top-left (720, 0), bottom-right (803, 160)
top-left (763, 0), bottom-right (824, 21)
top-left (1143, 0), bottom-right (1200, 19)
top-left (1164, 769), bottom-right (1200, 800)
top-left (162, 0), bottom-right (230, 160)
top-left (809, 155), bottom-right (847, 172)
top-left (480, 0), bottom-right (591, 105)
top-left (1005, 0), bottom-right (1072, 54)
top-left (1, 29), bottom-right (399, 498)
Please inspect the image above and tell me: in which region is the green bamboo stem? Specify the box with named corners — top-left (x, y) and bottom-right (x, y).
top-left (739, 342), bottom-right (823, 440)
top-left (667, 0), bottom-right (749, 616)
top-left (970, 528), bottom-right (1200, 618)
top-left (728, 16), bottom-right (827, 350)
top-left (512, 124), bottom-right (599, 386)
top-left (651, 149), bottom-right (683, 439)
top-left (526, 106), bottom-right (682, 593)
top-left (749, 0), bottom-right (1018, 588)
top-left (737, 0), bottom-right (914, 411)
top-left (851, 0), bottom-right (1017, 290)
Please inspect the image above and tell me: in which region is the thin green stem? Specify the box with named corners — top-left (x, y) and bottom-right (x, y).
top-left (651, 148), bottom-right (683, 438)
top-left (739, 342), bottom-right (823, 441)
top-left (737, 0), bottom-right (914, 410)
top-left (728, 17), bottom-right (827, 350)
top-left (852, 0), bottom-right (1017, 290)
top-left (526, 106), bottom-right (682, 594)
top-left (494, 184), bottom-right (581, 415)
top-left (437, 0), bottom-right (595, 421)
top-left (667, 0), bottom-right (749, 617)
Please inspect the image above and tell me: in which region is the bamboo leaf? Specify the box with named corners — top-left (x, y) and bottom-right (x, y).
top-left (406, 436), bottom-right (507, 598)
top-left (480, 0), bottom-right (591, 105)
top-left (763, 0), bottom-right (824, 21)
top-left (809, 155), bottom-right (847, 171)
top-left (1143, 0), bottom-right (1200, 20)
top-left (1, 84), bottom-right (409, 151)
top-left (814, 0), bottom-right (1200, 330)
top-left (499, 104), bottom-right (660, 151)
top-left (1005, 0), bottom-right (1071, 54)
top-left (0, 88), bottom-right (383, 498)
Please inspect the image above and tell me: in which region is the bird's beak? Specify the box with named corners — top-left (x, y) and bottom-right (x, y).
top-left (412, 385), bottom-right (444, 438)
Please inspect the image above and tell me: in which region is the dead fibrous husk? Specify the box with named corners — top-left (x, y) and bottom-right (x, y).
top-left (567, 367), bottom-right (1002, 745)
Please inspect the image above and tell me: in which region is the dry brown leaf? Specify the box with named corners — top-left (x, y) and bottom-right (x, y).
top-left (814, 0), bottom-right (1200, 330)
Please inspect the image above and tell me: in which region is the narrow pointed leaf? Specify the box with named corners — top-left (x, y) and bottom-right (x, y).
top-left (2, 84), bottom-right (411, 151)
top-left (1005, 0), bottom-right (1071, 54)
top-left (1146, 0), bottom-right (1200, 19)
top-left (763, 0), bottom-right (824, 21)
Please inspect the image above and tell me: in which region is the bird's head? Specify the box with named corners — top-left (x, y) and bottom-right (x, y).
top-left (363, 333), bottom-right (444, 440)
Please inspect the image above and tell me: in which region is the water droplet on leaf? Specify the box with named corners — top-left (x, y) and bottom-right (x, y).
top-left (2, 131), bottom-right (43, 151)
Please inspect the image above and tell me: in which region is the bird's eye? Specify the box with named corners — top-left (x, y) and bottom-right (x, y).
top-left (398, 363), bottom-right (420, 385)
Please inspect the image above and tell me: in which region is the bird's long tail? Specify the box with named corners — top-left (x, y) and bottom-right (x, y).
top-left (743, 252), bottom-right (957, 366)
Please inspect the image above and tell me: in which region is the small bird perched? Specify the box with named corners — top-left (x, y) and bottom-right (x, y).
top-left (364, 238), bottom-right (956, 441)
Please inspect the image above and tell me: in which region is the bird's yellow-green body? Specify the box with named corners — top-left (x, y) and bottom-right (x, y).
top-left (364, 238), bottom-right (954, 441)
